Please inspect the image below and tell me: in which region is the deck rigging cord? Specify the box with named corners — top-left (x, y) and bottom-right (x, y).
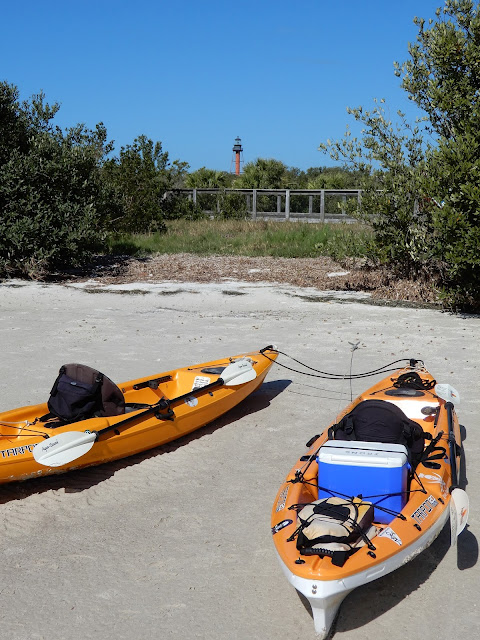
top-left (286, 497), bottom-right (378, 551)
top-left (261, 349), bottom-right (424, 381)
top-left (287, 469), bottom-right (432, 522)
top-left (0, 419), bottom-right (49, 439)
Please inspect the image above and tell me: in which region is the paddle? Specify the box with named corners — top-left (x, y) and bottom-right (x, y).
top-left (33, 358), bottom-right (257, 468)
top-left (434, 383), bottom-right (469, 544)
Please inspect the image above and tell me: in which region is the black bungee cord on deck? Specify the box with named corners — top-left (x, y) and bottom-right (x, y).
top-left (0, 418), bottom-right (50, 438)
top-left (264, 348), bottom-right (446, 537)
top-left (260, 348), bottom-right (423, 381)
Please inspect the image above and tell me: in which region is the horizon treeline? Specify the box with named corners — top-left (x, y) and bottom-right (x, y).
top-left (2, 0), bottom-right (480, 312)
top-left (0, 79), bottom-right (362, 276)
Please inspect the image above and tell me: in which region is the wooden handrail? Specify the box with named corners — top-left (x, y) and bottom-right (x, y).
top-left (167, 188), bottom-right (361, 222)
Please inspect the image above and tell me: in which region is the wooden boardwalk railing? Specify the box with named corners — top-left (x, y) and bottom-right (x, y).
top-left (171, 188), bottom-right (360, 222)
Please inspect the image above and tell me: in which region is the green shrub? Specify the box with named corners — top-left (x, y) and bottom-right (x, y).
top-left (215, 191), bottom-right (249, 219)
top-left (161, 191), bottom-right (207, 221)
top-left (0, 93), bottom-right (117, 276)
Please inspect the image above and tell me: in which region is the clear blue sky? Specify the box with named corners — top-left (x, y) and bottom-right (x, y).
top-left (2, 0), bottom-right (443, 172)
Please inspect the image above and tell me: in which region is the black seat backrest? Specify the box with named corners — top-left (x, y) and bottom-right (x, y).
top-left (329, 399), bottom-right (425, 465)
top-left (47, 363), bottom-right (125, 423)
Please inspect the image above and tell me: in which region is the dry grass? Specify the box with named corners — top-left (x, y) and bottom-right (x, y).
top-left (80, 253), bottom-right (440, 306)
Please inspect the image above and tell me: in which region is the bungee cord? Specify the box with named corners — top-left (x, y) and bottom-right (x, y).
top-left (262, 349), bottom-right (422, 381)
top-left (0, 420), bottom-right (49, 438)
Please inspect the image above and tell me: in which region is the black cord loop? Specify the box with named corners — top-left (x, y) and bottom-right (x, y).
top-left (262, 350), bottom-right (423, 381)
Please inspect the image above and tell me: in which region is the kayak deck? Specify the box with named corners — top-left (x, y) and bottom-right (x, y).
top-left (271, 364), bottom-right (464, 637)
top-left (0, 347), bottom-right (278, 483)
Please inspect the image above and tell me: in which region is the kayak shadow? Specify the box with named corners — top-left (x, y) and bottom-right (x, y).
top-left (322, 518), bottom-right (478, 638)
top-left (457, 525), bottom-right (478, 570)
top-left (0, 379), bottom-right (291, 504)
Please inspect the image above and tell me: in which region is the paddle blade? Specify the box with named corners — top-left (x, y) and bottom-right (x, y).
top-left (435, 383), bottom-right (461, 405)
top-left (33, 431), bottom-right (97, 467)
top-left (222, 359), bottom-right (257, 385)
top-left (450, 488), bottom-right (469, 546)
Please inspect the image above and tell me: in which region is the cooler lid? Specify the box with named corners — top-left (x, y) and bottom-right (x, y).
top-left (317, 440), bottom-right (408, 467)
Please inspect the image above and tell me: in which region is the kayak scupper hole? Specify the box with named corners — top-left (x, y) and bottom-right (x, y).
top-left (114, 429), bottom-right (120, 435)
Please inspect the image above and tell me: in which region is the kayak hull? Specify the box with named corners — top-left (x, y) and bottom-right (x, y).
top-left (0, 347), bottom-right (277, 483)
top-left (276, 505), bottom-right (449, 638)
top-left (271, 363), bottom-right (465, 637)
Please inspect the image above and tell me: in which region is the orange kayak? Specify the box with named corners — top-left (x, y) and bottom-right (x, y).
top-left (271, 362), bottom-right (468, 638)
top-left (0, 346), bottom-right (278, 483)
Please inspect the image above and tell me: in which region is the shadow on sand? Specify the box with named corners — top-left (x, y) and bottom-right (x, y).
top-left (324, 521), bottom-right (477, 638)
top-left (0, 379), bottom-right (291, 504)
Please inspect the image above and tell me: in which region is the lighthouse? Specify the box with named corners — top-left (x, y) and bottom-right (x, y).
top-left (231, 136), bottom-right (243, 175)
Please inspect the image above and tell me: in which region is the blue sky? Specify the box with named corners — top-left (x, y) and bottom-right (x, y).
top-left (2, 1), bottom-right (443, 172)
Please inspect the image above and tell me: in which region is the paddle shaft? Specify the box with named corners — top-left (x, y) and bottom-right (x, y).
top-left (94, 377), bottom-right (227, 439)
top-left (445, 401), bottom-right (459, 490)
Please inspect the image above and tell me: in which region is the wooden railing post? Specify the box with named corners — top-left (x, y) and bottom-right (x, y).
top-left (171, 188), bottom-right (360, 222)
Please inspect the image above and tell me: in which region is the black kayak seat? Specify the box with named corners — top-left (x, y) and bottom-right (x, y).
top-left (47, 363), bottom-right (126, 423)
top-left (329, 399), bottom-right (426, 465)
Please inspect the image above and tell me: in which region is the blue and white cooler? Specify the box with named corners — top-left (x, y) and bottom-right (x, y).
top-left (317, 440), bottom-right (410, 524)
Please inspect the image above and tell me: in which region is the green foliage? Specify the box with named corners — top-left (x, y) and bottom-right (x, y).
top-left (0, 84), bottom-right (31, 165)
top-left (426, 130), bottom-right (480, 307)
top-left (182, 162), bottom-right (361, 193)
top-left (115, 219), bottom-right (372, 260)
top-left (102, 135), bottom-right (188, 233)
top-left (234, 158), bottom-right (289, 188)
top-left (321, 103), bottom-right (437, 273)
top-left (178, 163), bottom-right (363, 219)
top-left (162, 191), bottom-right (207, 221)
top-left (161, 189), bottom-right (248, 221)
top-left (0, 82), bottom-right (118, 277)
top-left (216, 191), bottom-right (249, 219)
top-left (320, 1), bottom-right (480, 309)
top-left (400, 0), bottom-right (480, 307)
top-left (184, 167), bottom-right (233, 188)
top-left (399, 0), bottom-right (480, 140)
top-left (304, 166), bottom-right (366, 189)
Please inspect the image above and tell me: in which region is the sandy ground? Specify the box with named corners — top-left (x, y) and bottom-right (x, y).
top-left (0, 277), bottom-right (478, 640)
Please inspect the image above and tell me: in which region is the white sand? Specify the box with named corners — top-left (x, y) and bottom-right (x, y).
top-left (0, 279), bottom-right (478, 640)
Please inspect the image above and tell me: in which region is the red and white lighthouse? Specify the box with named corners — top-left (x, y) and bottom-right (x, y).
top-left (231, 136), bottom-right (243, 175)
